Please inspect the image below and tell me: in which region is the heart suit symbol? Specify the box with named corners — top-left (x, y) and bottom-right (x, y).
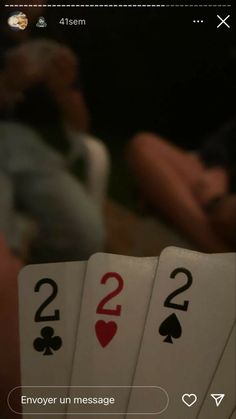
top-left (95, 320), bottom-right (117, 347)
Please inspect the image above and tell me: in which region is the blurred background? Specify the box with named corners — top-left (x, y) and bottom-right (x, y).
top-left (0, 1), bottom-right (236, 263)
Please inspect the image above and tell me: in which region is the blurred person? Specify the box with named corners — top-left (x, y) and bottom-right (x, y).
top-left (0, 39), bottom-right (105, 262)
top-left (0, 29), bottom-right (105, 415)
top-left (127, 119), bottom-right (236, 252)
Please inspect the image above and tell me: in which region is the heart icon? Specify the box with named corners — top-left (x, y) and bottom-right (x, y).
top-left (95, 320), bottom-right (117, 347)
top-left (182, 393), bottom-right (197, 407)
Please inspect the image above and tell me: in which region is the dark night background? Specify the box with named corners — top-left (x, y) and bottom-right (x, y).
top-left (34, 5), bottom-right (236, 148)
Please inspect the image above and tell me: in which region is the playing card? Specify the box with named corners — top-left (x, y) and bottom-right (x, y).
top-left (17, 261), bottom-right (86, 417)
top-left (127, 247), bottom-right (236, 418)
top-left (68, 253), bottom-right (158, 416)
top-left (197, 322), bottom-right (236, 419)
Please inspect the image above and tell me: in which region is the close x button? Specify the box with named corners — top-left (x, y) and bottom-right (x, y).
top-left (217, 14), bottom-right (230, 29)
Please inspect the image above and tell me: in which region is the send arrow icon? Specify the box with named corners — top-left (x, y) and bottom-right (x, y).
top-left (211, 394), bottom-right (225, 407)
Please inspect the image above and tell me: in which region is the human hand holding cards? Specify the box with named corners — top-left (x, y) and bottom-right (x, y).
top-left (15, 247), bottom-right (235, 418)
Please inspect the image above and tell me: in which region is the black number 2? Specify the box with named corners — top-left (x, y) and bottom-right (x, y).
top-left (34, 278), bottom-right (60, 322)
top-left (164, 267), bottom-right (193, 312)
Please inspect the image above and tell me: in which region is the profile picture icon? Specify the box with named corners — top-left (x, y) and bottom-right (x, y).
top-left (36, 16), bottom-right (47, 28)
top-left (8, 11), bottom-right (28, 31)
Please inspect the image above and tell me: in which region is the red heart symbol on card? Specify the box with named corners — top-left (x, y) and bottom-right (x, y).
top-left (95, 320), bottom-right (117, 347)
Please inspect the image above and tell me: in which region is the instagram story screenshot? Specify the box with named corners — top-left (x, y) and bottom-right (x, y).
top-left (0, 1), bottom-right (235, 418)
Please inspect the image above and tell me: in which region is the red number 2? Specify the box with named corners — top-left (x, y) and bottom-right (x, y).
top-left (96, 272), bottom-right (124, 316)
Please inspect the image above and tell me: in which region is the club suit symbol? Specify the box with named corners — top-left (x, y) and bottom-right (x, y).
top-left (34, 326), bottom-right (62, 355)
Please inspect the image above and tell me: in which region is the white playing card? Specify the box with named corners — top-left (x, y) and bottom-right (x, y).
top-left (127, 247), bottom-right (236, 418)
top-left (68, 253), bottom-right (158, 416)
top-left (17, 261), bottom-right (86, 417)
top-left (197, 322), bottom-right (236, 418)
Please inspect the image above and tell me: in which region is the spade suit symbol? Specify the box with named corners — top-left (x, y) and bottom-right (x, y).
top-left (159, 313), bottom-right (182, 343)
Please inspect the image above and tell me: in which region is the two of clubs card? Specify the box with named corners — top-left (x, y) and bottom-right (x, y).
top-left (17, 247), bottom-right (235, 418)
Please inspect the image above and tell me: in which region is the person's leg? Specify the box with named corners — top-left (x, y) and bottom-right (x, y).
top-left (193, 166), bottom-right (229, 207)
top-left (127, 133), bottom-right (231, 252)
top-left (15, 170), bottom-right (105, 262)
top-left (129, 133), bottom-right (205, 187)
